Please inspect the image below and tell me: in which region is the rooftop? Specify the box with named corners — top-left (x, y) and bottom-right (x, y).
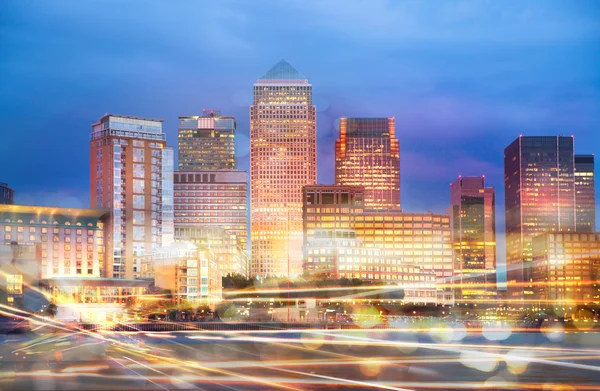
top-left (95, 113), bottom-right (165, 124)
top-left (258, 59), bottom-right (309, 83)
top-left (0, 204), bottom-right (109, 218)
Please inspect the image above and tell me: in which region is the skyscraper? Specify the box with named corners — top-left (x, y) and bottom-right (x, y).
top-left (575, 155), bottom-right (596, 232)
top-left (178, 110), bottom-right (236, 171)
top-left (449, 176), bottom-right (496, 303)
top-left (250, 59), bottom-right (316, 277)
top-left (504, 136), bottom-right (576, 300)
top-left (90, 114), bottom-right (174, 279)
top-left (335, 117), bottom-right (400, 210)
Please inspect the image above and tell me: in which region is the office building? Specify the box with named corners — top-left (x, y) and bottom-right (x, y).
top-left (178, 110), bottom-right (236, 171)
top-left (143, 242), bottom-right (222, 305)
top-left (250, 59), bottom-right (316, 277)
top-left (173, 170), bottom-right (248, 277)
top-left (449, 176), bottom-right (496, 303)
top-left (304, 229), bottom-right (438, 304)
top-left (0, 183), bottom-right (14, 205)
top-left (303, 185), bottom-right (454, 304)
top-left (504, 136), bottom-right (576, 300)
top-left (90, 114), bottom-right (174, 279)
top-left (335, 117), bottom-right (400, 210)
top-left (0, 204), bottom-right (109, 278)
top-left (532, 232), bottom-right (600, 309)
top-left (575, 155), bottom-right (596, 232)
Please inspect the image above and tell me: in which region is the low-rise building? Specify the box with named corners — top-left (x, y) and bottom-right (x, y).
top-left (0, 242), bottom-right (46, 312)
top-left (0, 204), bottom-right (109, 278)
top-left (303, 185), bottom-right (454, 305)
top-left (532, 232), bottom-right (600, 308)
top-left (143, 242), bottom-right (222, 306)
top-left (304, 229), bottom-right (437, 304)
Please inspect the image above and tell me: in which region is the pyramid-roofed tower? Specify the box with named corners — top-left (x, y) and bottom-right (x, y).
top-left (250, 59), bottom-right (316, 278)
top-left (258, 59), bottom-right (308, 82)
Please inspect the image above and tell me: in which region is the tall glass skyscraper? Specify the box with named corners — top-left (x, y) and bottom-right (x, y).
top-left (250, 59), bottom-right (316, 278)
top-left (504, 136), bottom-right (576, 300)
top-left (449, 176), bottom-right (496, 303)
top-left (575, 155), bottom-right (596, 232)
top-left (90, 114), bottom-right (174, 279)
top-left (178, 110), bottom-right (236, 171)
top-left (335, 117), bottom-right (400, 210)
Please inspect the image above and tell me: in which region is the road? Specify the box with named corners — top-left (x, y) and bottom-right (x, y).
top-left (0, 324), bottom-right (599, 390)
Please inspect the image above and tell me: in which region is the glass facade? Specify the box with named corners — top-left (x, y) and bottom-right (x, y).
top-left (335, 118), bottom-right (400, 210)
top-left (449, 176), bottom-right (496, 303)
top-left (504, 136), bottom-right (577, 300)
top-left (575, 155), bottom-right (596, 232)
top-left (161, 147), bottom-right (175, 246)
top-left (178, 110), bottom-right (236, 171)
top-left (250, 60), bottom-right (316, 278)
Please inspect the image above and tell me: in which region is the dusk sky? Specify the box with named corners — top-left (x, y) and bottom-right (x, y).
top-left (1, 1), bottom-right (599, 277)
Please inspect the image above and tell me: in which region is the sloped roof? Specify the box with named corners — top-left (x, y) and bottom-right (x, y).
top-left (259, 59), bottom-right (308, 81)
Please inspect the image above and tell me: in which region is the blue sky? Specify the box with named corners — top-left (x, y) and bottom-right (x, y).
top-left (1, 1), bottom-right (599, 278)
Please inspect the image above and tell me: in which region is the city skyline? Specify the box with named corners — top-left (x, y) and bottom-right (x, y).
top-left (2, 1), bottom-right (600, 284)
top-left (2, 3), bottom-right (600, 390)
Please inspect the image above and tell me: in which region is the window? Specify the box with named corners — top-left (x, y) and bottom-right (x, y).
top-left (133, 179), bottom-right (145, 194)
top-left (133, 148), bottom-right (145, 163)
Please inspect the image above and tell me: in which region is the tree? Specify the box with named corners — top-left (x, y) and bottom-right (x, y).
top-left (223, 273), bottom-right (253, 290)
top-left (45, 303), bottom-right (58, 319)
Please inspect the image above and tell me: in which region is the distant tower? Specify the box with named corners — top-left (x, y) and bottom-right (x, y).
top-left (449, 176), bottom-right (496, 303)
top-left (90, 114), bottom-right (174, 279)
top-left (0, 183), bottom-right (14, 204)
top-left (178, 110), bottom-right (236, 171)
top-left (335, 118), bottom-right (400, 210)
top-left (250, 60), bottom-right (317, 278)
top-left (504, 136), bottom-right (576, 300)
top-left (575, 155), bottom-right (596, 232)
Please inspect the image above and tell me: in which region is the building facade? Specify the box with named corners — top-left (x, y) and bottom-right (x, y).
top-left (0, 242), bottom-right (44, 311)
top-left (144, 242), bottom-right (222, 306)
top-left (250, 59), bottom-right (316, 277)
top-left (173, 170), bottom-right (248, 277)
top-left (504, 136), bottom-right (576, 300)
top-left (0, 183), bottom-right (14, 205)
top-left (449, 176), bottom-right (496, 303)
top-left (178, 110), bottom-right (236, 171)
top-left (575, 155), bottom-right (596, 233)
top-left (303, 185), bottom-right (454, 304)
top-left (532, 232), bottom-right (600, 309)
top-left (335, 118), bottom-right (400, 210)
top-left (304, 229), bottom-right (438, 304)
top-left (0, 204), bottom-right (109, 279)
top-left (90, 114), bottom-right (174, 279)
